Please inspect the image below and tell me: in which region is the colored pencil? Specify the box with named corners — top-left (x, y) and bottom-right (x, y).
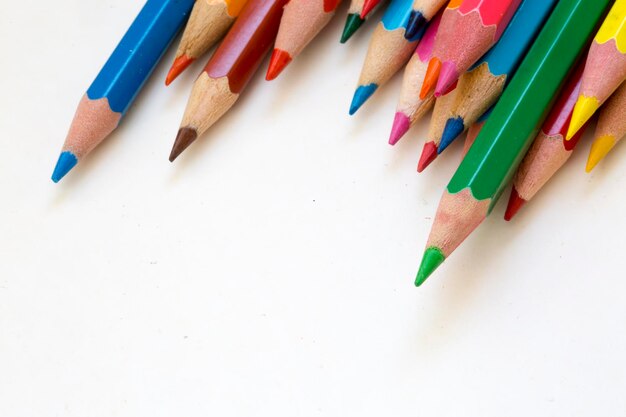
top-left (389, 11), bottom-right (442, 145)
top-left (505, 59), bottom-right (587, 221)
top-left (166, 0), bottom-right (249, 86)
top-left (51, 0), bottom-right (194, 183)
top-left (417, 83), bottom-right (457, 172)
top-left (349, 0), bottom-right (425, 115)
top-left (169, 0), bottom-right (288, 162)
top-left (362, 0), bottom-right (385, 18)
top-left (405, 0), bottom-right (448, 40)
top-left (460, 117), bottom-right (485, 158)
top-left (341, 0), bottom-right (385, 43)
top-left (567, 0), bottom-right (626, 141)
top-left (267, 0), bottom-right (343, 81)
top-left (415, 0), bottom-right (611, 286)
top-left (437, 0), bottom-right (558, 154)
top-left (586, 82), bottom-right (626, 172)
top-left (420, 0), bottom-right (523, 99)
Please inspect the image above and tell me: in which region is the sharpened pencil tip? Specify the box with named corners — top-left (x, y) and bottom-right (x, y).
top-left (405, 11), bottom-right (426, 40)
top-left (420, 58), bottom-right (441, 100)
top-left (439, 117), bottom-right (465, 153)
top-left (266, 49), bottom-right (292, 81)
top-left (341, 14), bottom-right (364, 43)
top-left (169, 127), bottom-right (198, 162)
top-left (349, 84), bottom-right (378, 115)
top-left (567, 95), bottom-right (599, 140)
top-left (51, 151), bottom-right (78, 183)
top-left (586, 135), bottom-right (615, 172)
top-left (360, 0), bottom-right (379, 18)
top-left (417, 141), bottom-right (438, 172)
top-left (389, 112), bottom-right (410, 145)
top-left (504, 187), bottom-right (526, 221)
top-left (416, 247), bottom-right (445, 286)
top-left (435, 61), bottom-right (458, 97)
top-left (166, 54), bottom-right (195, 86)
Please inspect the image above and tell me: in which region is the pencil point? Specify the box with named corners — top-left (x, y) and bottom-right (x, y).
top-left (349, 84), bottom-right (378, 115)
top-left (434, 61), bottom-right (458, 97)
top-left (420, 58), bottom-right (441, 99)
top-left (438, 117), bottom-right (465, 153)
top-left (360, 0), bottom-right (379, 18)
top-left (586, 135), bottom-right (615, 172)
top-left (405, 11), bottom-right (426, 40)
top-left (567, 95), bottom-right (599, 140)
top-left (415, 247), bottom-right (445, 286)
top-left (266, 49), bottom-right (292, 81)
top-left (169, 127), bottom-right (198, 162)
top-left (166, 54), bottom-right (194, 86)
top-left (389, 112), bottom-right (410, 145)
top-left (51, 151), bottom-right (78, 183)
top-left (341, 14), bottom-right (364, 43)
top-left (504, 187), bottom-right (526, 221)
top-left (417, 141), bottom-right (438, 172)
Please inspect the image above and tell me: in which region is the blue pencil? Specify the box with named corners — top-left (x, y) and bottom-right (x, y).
top-left (349, 0), bottom-right (425, 115)
top-left (437, 0), bottom-right (558, 154)
top-left (52, 0), bottom-right (194, 183)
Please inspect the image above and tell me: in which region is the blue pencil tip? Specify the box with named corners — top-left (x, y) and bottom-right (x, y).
top-left (405, 11), bottom-right (426, 40)
top-left (349, 84), bottom-right (378, 115)
top-left (438, 117), bottom-right (465, 154)
top-left (51, 151), bottom-right (78, 183)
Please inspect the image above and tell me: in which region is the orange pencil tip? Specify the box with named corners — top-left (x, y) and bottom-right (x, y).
top-left (165, 54), bottom-right (195, 86)
top-left (266, 49), bottom-right (292, 81)
top-left (420, 58), bottom-right (441, 100)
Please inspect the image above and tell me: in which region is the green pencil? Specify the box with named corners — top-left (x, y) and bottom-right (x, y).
top-left (415, 0), bottom-right (612, 286)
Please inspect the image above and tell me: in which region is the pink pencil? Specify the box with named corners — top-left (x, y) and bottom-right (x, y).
top-left (389, 11), bottom-right (442, 145)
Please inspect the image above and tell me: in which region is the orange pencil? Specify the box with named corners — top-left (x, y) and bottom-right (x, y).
top-left (166, 0), bottom-right (249, 85)
top-left (267, 0), bottom-right (343, 80)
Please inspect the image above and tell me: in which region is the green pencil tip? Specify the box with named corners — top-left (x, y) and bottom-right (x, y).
top-left (415, 247), bottom-right (445, 287)
top-left (340, 14), bottom-right (364, 43)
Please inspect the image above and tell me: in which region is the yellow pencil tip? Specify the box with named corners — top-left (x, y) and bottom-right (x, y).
top-left (586, 135), bottom-right (616, 172)
top-left (567, 96), bottom-right (599, 140)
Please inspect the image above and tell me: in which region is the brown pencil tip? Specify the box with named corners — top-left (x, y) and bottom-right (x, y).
top-left (169, 127), bottom-right (198, 162)
top-left (166, 54), bottom-right (195, 86)
top-left (420, 58), bottom-right (441, 100)
top-left (266, 49), bottom-right (292, 81)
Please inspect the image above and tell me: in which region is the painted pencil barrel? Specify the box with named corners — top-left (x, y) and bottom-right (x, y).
top-left (88, 0), bottom-right (196, 114)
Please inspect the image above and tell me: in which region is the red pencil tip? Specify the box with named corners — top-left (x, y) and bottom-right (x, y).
top-left (266, 49), bottom-right (292, 81)
top-left (360, 0), bottom-right (379, 18)
top-left (420, 58), bottom-right (441, 100)
top-left (166, 54), bottom-right (195, 86)
top-left (417, 141), bottom-right (438, 172)
top-left (504, 187), bottom-right (526, 221)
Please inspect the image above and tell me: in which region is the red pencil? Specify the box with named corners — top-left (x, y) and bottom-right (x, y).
top-left (170, 0), bottom-right (289, 161)
top-left (505, 59), bottom-right (588, 221)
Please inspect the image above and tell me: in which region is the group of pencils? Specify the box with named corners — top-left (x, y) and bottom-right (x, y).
top-left (53, 0), bottom-right (626, 286)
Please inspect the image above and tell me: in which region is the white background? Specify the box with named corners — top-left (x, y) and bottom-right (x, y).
top-left (1, 1), bottom-right (625, 416)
